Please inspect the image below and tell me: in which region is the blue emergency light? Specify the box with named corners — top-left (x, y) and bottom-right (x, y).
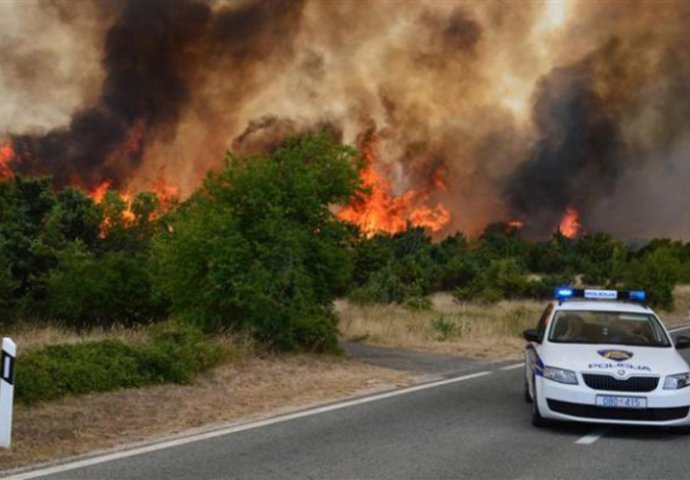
top-left (554, 287), bottom-right (647, 304)
top-left (555, 288), bottom-right (574, 299)
top-left (628, 290), bottom-right (647, 302)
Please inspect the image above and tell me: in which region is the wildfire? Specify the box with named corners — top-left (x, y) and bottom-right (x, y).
top-left (124, 122), bottom-right (145, 156)
top-left (0, 141), bottom-right (15, 179)
top-left (338, 136), bottom-right (451, 236)
top-left (119, 192), bottom-right (136, 223)
top-left (89, 180), bottom-right (112, 204)
top-left (150, 177), bottom-right (180, 211)
top-left (87, 180), bottom-right (133, 237)
top-left (559, 206), bottom-right (581, 238)
top-left (87, 177), bottom-right (180, 238)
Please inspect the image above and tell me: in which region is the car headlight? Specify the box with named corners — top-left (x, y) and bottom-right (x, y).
top-left (663, 373), bottom-right (690, 390)
top-left (543, 366), bottom-right (579, 385)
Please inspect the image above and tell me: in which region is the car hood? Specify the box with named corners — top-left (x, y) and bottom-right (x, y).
top-left (540, 343), bottom-right (689, 376)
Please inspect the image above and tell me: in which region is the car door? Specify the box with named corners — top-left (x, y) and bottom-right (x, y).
top-left (525, 303), bottom-right (554, 397)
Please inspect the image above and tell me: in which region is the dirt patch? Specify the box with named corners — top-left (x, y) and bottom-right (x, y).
top-left (0, 355), bottom-right (411, 472)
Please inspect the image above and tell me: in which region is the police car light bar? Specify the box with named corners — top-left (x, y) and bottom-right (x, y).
top-left (554, 288), bottom-right (646, 304)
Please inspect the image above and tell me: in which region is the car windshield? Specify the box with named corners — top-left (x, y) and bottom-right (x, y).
top-left (549, 310), bottom-right (671, 347)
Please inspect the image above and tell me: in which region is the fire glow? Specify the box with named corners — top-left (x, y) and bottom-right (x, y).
top-left (559, 207), bottom-right (581, 238)
top-left (338, 137), bottom-right (451, 237)
top-left (88, 178), bottom-right (180, 227)
top-left (0, 141), bottom-right (15, 179)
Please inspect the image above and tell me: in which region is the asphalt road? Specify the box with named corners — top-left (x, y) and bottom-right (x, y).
top-left (12, 326), bottom-right (690, 480)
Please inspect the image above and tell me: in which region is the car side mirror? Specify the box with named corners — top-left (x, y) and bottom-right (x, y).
top-left (675, 335), bottom-right (690, 350)
top-left (523, 329), bottom-right (541, 343)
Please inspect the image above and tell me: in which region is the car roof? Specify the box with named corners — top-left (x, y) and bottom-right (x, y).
top-left (551, 299), bottom-right (654, 315)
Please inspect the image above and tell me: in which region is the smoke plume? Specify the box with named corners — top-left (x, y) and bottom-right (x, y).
top-left (1, 0), bottom-right (689, 239)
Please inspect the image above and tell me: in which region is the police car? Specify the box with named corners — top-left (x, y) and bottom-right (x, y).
top-left (524, 288), bottom-right (690, 427)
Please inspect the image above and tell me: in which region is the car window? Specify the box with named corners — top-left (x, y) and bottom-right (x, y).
top-left (536, 304), bottom-right (554, 341)
top-left (548, 310), bottom-right (671, 347)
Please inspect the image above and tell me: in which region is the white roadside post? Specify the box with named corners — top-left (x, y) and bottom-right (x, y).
top-left (0, 338), bottom-right (16, 448)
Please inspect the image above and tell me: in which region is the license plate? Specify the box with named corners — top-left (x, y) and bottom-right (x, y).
top-left (595, 395), bottom-right (647, 409)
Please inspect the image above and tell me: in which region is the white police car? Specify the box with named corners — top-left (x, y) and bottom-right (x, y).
top-left (524, 288), bottom-right (690, 427)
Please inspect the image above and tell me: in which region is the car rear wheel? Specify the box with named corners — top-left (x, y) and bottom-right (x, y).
top-left (531, 375), bottom-right (550, 427)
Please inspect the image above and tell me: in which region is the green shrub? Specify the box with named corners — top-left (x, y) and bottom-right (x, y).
top-left (404, 296), bottom-right (432, 311)
top-left (152, 134), bottom-right (359, 352)
top-left (15, 322), bottom-right (226, 405)
top-left (623, 247), bottom-right (679, 311)
top-left (16, 340), bottom-right (150, 405)
top-left (142, 321), bottom-right (226, 384)
top-left (48, 244), bottom-right (168, 329)
top-left (524, 274), bottom-right (574, 300)
top-left (440, 255), bottom-right (479, 291)
top-left (349, 264), bottom-right (407, 304)
top-left (431, 315), bottom-right (458, 340)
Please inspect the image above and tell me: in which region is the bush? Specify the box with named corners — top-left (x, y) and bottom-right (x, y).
top-left (440, 255), bottom-right (480, 291)
top-left (349, 264), bottom-right (407, 304)
top-left (142, 321), bottom-right (226, 384)
top-left (524, 274), bottom-right (575, 300)
top-left (454, 284), bottom-right (503, 304)
top-left (48, 243), bottom-right (168, 328)
top-left (623, 247), bottom-right (679, 311)
top-left (404, 296), bottom-right (432, 311)
top-left (430, 315), bottom-right (458, 340)
top-left (453, 259), bottom-right (527, 304)
top-left (15, 322), bottom-right (226, 405)
top-left (152, 134), bottom-right (360, 352)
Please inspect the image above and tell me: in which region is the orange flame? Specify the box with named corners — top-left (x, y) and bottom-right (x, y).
top-left (559, 206), bottom-right (581, 238)
top-left (509, 220), bottom-right (524, 229)
top-left (120, 192), bottom-right (136, 223)
top-left (88, 177), bottom-right (180, 238)
top-left (0, 140), bottom-right (15, 179)
top-left (89, 180), bottom-right (112, 204)
top-left (409, 204), bottom-right (451, 232)
top-left (338, 136), bottom-right (451, 236)
top-left (150, 177), bottom-right (180, 211)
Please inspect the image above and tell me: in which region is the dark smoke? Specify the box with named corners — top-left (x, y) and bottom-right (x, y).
top-left (9, 0), bottom-right (306, 190)
top-left (505, 59), bottom-right (625, 238)
top-left (506, 28), bottom-right (690, 239)
top-left (3, 1), bottom-right (690, 239)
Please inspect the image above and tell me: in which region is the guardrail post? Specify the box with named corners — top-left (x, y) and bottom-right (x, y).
top-left (0, 338), bottom-right (16, 448)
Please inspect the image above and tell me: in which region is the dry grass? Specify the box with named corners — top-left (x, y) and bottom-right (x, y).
top-left (337, 293), bottom-right (544, 360)
top-left (664, 285), bottom-right (690, 327)
top-left (0, 354), bottom-right (410, 472)
top-left (338, 286), bottom-right (690, 358)
top-left (2, 322), bottom-right (150, 352)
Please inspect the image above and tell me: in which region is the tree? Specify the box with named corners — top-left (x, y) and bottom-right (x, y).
top-left (42, 187), bottom-right (103, 252)
top-left (576, 233), bottom-right (627, 286)
top-left (153, 133), bottom-right (361, 352)
top-left (48, 242), bottom-right (167, 328)
top-left (0, 176), bottom-right (57, 315)
top-left (623, 247), bottom-right (680, 311)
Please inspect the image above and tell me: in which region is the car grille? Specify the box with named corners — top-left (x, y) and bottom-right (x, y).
top-left (582, 374), bottom-right (659, 392)
top-left (547, 399), bottom-right (689, 421)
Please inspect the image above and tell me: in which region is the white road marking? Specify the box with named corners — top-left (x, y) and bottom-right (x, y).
top-left (7, 371), bottom-right (493, 480)
top-left (500, 362), bottom-right (525, 371)
top-left (575, 427), bottom-right (609, 445)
